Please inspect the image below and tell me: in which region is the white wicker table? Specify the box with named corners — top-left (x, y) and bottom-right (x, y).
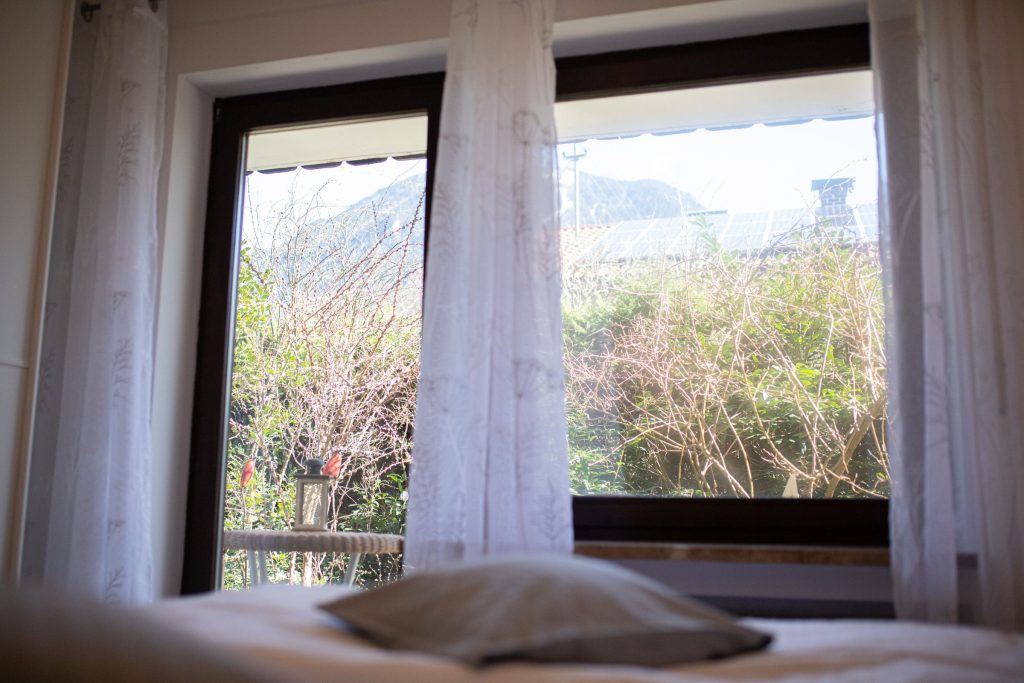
top-left (222, 529), bottom-right (404, 587)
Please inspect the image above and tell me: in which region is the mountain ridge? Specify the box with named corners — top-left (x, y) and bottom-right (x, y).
top-left (337, 170), bottom-right (704, 232)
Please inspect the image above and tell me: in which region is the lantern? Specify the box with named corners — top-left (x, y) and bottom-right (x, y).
top-left (293, 458), bottom-right (329, 531)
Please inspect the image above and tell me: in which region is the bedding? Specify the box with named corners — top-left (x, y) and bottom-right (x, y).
top-left (148, 583), bottom-right (1024, 682)
top-left (0, 586), bottom-right (280, 683)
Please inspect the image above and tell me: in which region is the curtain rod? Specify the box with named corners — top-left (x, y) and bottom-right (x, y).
top-left (80, 1), bottom-right (158, 23)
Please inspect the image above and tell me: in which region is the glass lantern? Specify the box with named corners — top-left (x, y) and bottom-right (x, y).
top-left (293, 458), bottom-right (329, 531)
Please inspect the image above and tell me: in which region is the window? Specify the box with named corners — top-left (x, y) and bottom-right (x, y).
top-left (221, 117), bottom-right (428, 588)
top-left (184, 25), bottom-right (884, 594)
top-left (556, 73), bottom-right (885, 502)
top-left (555, 24), bottom-right (886, 546)
top-left (184, 75), bottom-right (442, 592)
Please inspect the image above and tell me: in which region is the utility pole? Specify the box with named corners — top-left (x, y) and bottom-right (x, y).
top-left (562, 143), bottom-right (587, 234)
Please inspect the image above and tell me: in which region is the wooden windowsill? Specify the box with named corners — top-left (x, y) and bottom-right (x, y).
top-left (574, 541), bottom-right (890, 567)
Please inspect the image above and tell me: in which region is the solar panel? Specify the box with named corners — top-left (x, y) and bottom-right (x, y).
top-left (854, 204), bottom-right (879, 239)
top-left (563, 202), bottom-right (878, 263)
top-left (716, 212), bottom-right (765, 251)
top-left (595, 219), bottom-right (653, 259)
top-left (627, 218), bottom-right (689, 259)
top-left (769, 208), bottom-right (813, 233)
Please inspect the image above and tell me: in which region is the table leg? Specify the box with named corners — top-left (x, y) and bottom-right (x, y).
top-left (246, 549), bottom-right (269, 586)
top-left (246, 550), bottom-right (258, 586)
top-left (257, 551), bottom-right (269, 585)
top-left (343, 552), bottom-right (363, 586)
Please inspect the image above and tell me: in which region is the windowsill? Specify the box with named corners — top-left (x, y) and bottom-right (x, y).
top-left (574, 541), bottom-right (890, 566)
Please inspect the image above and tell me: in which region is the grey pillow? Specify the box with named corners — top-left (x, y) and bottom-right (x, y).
top-left (319, 553), bottom-right (771, 666)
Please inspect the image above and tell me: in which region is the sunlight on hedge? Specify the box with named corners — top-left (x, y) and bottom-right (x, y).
top-left (563, 227), bottom-right (887, 499)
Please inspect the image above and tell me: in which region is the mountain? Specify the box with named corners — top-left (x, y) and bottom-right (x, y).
top-left (335, 170), bottom-right (703, 233)
top-left (563, 172), bottom-right (704, 226)
top-left (255, 170), bottom-right (704, 296)
top-left (339, 174), bottom-right (427, 243)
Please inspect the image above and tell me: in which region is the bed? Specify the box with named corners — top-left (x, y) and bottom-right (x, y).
top-left (146, 583), bottom-right (1024, 682)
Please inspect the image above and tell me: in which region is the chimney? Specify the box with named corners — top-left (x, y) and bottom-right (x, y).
top-left (811, 177), bottom-right (854, 227)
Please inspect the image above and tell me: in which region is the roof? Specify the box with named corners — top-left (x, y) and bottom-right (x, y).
top-left (560, 203), bottom-right (878, 265)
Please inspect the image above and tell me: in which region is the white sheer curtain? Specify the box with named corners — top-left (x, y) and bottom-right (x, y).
top-left (404, 0), bottom-right (573, 570)
top-left (22, 0), bottom-right (166, 604)
top-left (871, 0), bottom-right (1024, 629)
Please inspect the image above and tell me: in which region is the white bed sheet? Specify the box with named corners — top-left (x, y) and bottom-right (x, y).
top-left (149, 585), bottom-right (1024, 682)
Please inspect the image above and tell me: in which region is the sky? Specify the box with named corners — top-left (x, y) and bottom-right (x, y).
top-left (558, 115), bottom-right (878, 212)
top-left (241, 114), bottom-right (878, 238)
top-left (241, 157), bottom-right (426, 240)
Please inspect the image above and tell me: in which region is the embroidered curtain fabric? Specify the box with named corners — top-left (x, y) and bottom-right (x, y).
top-left (871, 0), bottom-right (1024, 629)
top-left (404, 0), bottom-right (573, 570)
top-left (22, 0), bottom-right (166, 603)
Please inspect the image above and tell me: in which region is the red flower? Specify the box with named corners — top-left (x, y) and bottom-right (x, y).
top-left (322, 452), bottom-right (343, 478)
top-left (240, 459), bottom-right (255, 488)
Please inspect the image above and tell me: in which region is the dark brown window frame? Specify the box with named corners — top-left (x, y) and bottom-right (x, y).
top-left (183, 23), bottom-right (882, 595)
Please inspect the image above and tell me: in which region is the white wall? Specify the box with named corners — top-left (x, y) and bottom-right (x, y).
top-left (154, 0), bottom-right (871, 599)
top-left (0, 0), bottom-right (71, 584)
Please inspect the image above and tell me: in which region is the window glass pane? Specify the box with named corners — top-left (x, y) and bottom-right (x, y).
top-left (222, 115), bottom-right (427, 589)
top-left (555, 72), bottom-right (887, 499)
